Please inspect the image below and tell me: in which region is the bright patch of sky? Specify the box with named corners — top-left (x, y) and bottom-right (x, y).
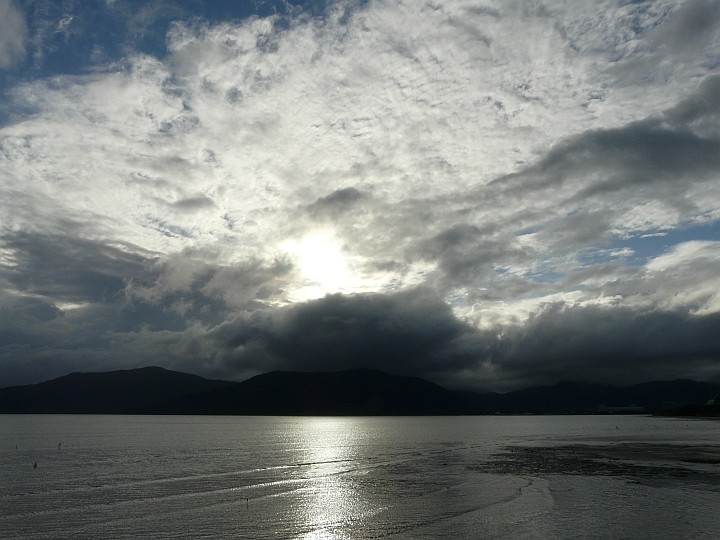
top-left (585, 221), bottom-right (720, 267)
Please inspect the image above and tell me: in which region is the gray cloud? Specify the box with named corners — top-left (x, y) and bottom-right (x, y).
top-left (576, 1), bottom-right (720, 88)
top-left (307, 187), bottom-right (364, 218)
top-left (190, 290), bottom-right (720, 391)
top-left (649, 0), bottom-right (720, 59)
top-left (410, 223), bottom-right (524, 286)
top-left (0, 293), bottom-right (64, 348)
top-left (299, 76), bottom-right (720, 296)
top-left (484, 303), bottom-right (720, 390)
top-left (0, 0), bottom-right (27, 69)
top-left (467, 75), bottom-right (720, 266)
top-left (209, 288), bottom-right (484, 380)
top-left (171, 194), bottom-right (216, 211)
top-left (127, 249), bottom-right (292, 309)
top-left (666, 74), bottom-right (720, 132)
top-left (497, 76), bottom-right (720, 196)
top-left (0, 231), bottom-right (153, 303)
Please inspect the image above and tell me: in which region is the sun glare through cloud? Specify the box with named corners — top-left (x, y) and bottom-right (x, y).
top-left (282, 231), bottom-right (354, 300)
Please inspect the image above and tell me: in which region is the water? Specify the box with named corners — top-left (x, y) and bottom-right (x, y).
top-left (2, 415), bottom-right (719, 539)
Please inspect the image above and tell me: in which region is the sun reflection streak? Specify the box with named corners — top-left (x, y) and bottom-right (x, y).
top-left (294, 418), bottom-right (374, 539)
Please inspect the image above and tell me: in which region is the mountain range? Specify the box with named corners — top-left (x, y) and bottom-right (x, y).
top-left (1, 367), bottom-right (719, 416)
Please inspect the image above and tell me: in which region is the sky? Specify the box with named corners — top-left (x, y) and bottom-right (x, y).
top-left (1, 0), bottom-right (719, 391)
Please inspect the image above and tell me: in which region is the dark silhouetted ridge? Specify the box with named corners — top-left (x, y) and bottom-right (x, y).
top-left (0, 366), bottom-right (234, 413)
top-left (2, 367), bottom-right (718, 415)
top-left (462, 379), bottom-right (720, 414)
top-left (145, 368), bottom-right (471, 415)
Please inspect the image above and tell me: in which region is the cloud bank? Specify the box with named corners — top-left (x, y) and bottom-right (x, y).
top-left (1, 0), bottom-right (719, 390)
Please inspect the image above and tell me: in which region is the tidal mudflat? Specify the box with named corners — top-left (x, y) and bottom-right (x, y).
top-left (2, 415), bottom-right (720, 539)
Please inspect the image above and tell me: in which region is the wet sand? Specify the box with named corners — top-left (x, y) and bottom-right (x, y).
top-left (471, 443), bottom-right (720, 482)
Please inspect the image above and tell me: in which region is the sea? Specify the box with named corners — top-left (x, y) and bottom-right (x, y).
top-left (2, 414), bottom-right (719, 539)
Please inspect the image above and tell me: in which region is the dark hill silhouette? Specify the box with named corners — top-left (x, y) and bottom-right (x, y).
top-left (1, 366), bottom-right (719, 415)
top-left (463, 380), bottom-right (720, 414)
top-left (0, 366), bottom-right (234, 413)
top-left (143, 368), bottom-right (471, 415)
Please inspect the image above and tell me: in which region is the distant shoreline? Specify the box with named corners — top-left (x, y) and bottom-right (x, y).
top-left (2, 366), bottom-right (719, 416)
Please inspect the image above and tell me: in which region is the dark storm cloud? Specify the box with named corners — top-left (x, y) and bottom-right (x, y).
top-left (0, 293), bottom-right (61, 323)
top-left (212, 288), bottom-right (485, 379)
top-left (0, 243), bottom-right (293, 386)
top-left (2, 267), bottom-right (719, 391)
top-left (0, 293), bottom-right (63, 348)
top-left (0, 346), bottom-right (104, 388)
top-left (421, 224), bottom-right (485, 255)
top-left (0, 232), bottom-right (167, 379)
top-left (204, 290), bottom-right (720, 391)
top-left (0, 231), bottom-right (153, 302)
top-left (486, 303), bottom-right (720, 390)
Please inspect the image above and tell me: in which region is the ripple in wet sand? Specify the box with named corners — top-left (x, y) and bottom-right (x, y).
top-left (470, 444), bottom-right (720, 483)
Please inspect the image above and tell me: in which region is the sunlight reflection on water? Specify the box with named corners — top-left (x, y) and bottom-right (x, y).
top-left (294, 418), bottom-right (372, 538)
top-left (1, 415), bottom-right (720, 539)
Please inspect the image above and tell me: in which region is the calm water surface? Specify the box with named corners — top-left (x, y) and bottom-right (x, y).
top-left (2, 415), bottom-right (719, 539)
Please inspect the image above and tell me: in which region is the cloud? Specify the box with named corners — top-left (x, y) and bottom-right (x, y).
top-left (617, 240), bottom-right (720, 315)
top-left (649, 0), bottom-right (720, 61)
top-left (0, 292), bottom-right (65, 349)
top-left (0, 0), bottom-right (27, 69)
top-left (499, 74), bottom-right (720, 185)
top-left (171, 194), bottom-right (216, 211)
top-left (207, 287), bottom-right (485, 380)
top-left (471, 75), bottom-right (720, 264)
top-left (483, 303), bottom-right (720, 390)
top-left (0, 0), bottom-right (719, 390)
top-left (139, 287), bottom-right (720, 392)
top-left (307, 187), bottom-right (364, 218)
top-left (125, 248), bottom-right (293, 319)
top-left (0, 231), bottom-right (152, 303)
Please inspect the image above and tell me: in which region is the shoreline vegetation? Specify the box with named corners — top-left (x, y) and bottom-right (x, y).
top-left (1, 366), bottom-right (719, 416)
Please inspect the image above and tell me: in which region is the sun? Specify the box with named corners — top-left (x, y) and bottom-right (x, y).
top-left (295, 232), bottom-right (351, 289)
top-left (281, 230), bottom-right (354, 300)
